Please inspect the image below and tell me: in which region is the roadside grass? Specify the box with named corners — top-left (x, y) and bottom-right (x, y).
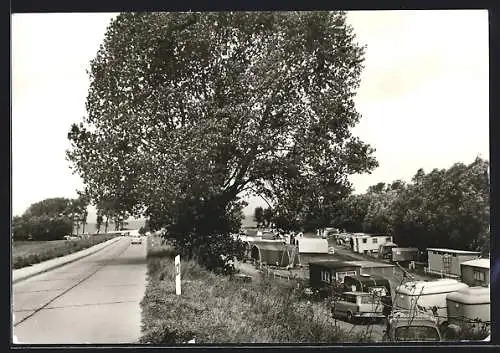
top-left (12, 234), bottom-right (117, 269)
top-left (140, 236), bottom-right (374, 344)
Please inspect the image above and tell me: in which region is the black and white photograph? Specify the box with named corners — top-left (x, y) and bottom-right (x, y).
top-left (11, 10), bottom-right (491, 345)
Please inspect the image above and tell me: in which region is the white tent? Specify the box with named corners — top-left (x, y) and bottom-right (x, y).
top-left (296, 238), bottom-right (329, 254)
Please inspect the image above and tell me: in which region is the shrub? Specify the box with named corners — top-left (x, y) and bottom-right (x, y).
top-left (12, 235), bottom-right (115, 269)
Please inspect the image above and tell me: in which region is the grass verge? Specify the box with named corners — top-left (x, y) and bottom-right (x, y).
top-left (139, 236), bottom-right (373, 344)
top-left (12, 234), bottom-right (117, 269)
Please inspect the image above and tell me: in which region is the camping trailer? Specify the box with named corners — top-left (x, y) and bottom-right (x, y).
top-left (392, 247), bottom-right (420, 263)
top-left (394, 279), bottom-right (469, 323)
top-left (446, 286), bottom-right (490, 330)
top-left (351, 234), bottom-right (393, 255)
top-left (426, 248), bottom-right (480, 278)
top-left (460, 258), bottom-right (490, 287)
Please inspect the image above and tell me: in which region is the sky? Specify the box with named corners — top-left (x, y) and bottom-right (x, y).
top-left (11, 10), bottom-right (489, 221)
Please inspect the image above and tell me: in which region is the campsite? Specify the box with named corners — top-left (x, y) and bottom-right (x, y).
top-left (231, 228), bottom-right (491, 342)
top-left (13, 10), bottom-right (489, 345)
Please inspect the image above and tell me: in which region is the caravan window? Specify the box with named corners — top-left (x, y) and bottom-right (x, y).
top-left (362, 238), bottom-right (367, 244)
top-left (372, 238), bottom-right (378, 244)
top-left (321, 270), bottom-right (331, 283)
top-left (386, 237), bottom-right (391, 242)
top-left (473, 270), bottom-right (485, 282)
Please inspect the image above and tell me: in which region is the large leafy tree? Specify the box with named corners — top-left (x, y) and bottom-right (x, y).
top-left (67, 11), bottom-right (377, 261)
top-left (332, 193), bottom-right (371, 232)
top-left (24, 197), bottom-right (72, 218)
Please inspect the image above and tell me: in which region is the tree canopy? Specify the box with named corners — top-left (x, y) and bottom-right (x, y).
top-left (12, 196), bottom-right (87, 241)
top-left (332, 157), bottom-right (490, 254)
top-left (67, 12), bottom-right (377, 263)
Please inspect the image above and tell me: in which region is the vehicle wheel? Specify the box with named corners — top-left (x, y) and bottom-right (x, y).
top-left (346, 311), bottom-right (353, 323)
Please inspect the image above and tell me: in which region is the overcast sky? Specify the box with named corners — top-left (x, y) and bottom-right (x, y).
top-left (11, 10), bottom-right (489, 220)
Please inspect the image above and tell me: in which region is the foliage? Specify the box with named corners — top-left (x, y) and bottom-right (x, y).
top-left (332, 193), bottom-right (371, 232)
top-left (23, 197), bottom-right (73, 218)
top-left (12, 234), bottom-right (116, 269)
top-left (65, 192), bottom-right (91, 235)
top-left (66, 11), bottom-right (377, 270)
top-left (96, 213), bottom-right (104, 233)
top-left (253, 206), bottom-right (264, 228)
top-left (12, 197), bottom-right (88, 241)
top-left (262, 207), bottom-right (274, 227)
top-left (334, 157), bottom-right (490, 253)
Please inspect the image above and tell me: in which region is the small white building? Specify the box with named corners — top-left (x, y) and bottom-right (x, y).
top-left (426, 248), bottom-right (480, 278)
top-left (351, 233), bottom-right (393, 254)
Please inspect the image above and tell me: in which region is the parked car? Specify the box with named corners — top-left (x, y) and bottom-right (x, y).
top-left (331, 291), bottom-right (385, 323)
top-left (383, 310), bottom-right (442, 342)
top-left (130, 235), bottom-right (142, 245)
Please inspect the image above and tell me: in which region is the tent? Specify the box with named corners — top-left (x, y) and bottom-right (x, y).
top-left (251, 243), bottom-right (300, 267)
top-left (296, 238), bottom-right (329, 254)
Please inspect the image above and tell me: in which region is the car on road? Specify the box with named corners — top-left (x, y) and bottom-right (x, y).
top-left (64, 235), bottom-right (80, 241)
top-left (331, 291), bottom-right (385, 323)
top-left (130, 235), bottom-right (142, 245)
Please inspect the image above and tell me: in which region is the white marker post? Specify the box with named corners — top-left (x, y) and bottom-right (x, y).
top-left (175, 255), bottom-right (181, 295)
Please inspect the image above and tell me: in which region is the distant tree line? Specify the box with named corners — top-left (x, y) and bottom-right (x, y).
top-left (13, 193), bottom-right (90, 241)
top-left (12, 191), bottom-right (135, 241)
top-left (254, 157), bottom-right (490, 255)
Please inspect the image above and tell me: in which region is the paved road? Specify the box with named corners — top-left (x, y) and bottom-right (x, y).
top-left (12, 236), bottom-right (147, 344)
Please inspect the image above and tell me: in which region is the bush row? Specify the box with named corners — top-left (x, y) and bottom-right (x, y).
top-left (12, 235), bottom-right (116, 269)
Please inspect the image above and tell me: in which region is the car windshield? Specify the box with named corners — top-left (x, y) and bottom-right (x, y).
top-left (368, 286), bottom-right (387, 297)
top-left (395, 326), bottom-right (440, 341)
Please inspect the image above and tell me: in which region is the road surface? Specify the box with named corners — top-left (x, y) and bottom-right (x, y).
top-left (12, 236), bottom-right (147, 344)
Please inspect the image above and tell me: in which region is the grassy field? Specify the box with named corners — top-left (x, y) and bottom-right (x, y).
top-left (12, 234), bottom-right (117, 269)
top-left (139, 235), bottom-right (378, 344)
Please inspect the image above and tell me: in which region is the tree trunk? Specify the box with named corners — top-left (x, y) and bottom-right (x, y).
top-left (105, 217), bottom-right (109, 233)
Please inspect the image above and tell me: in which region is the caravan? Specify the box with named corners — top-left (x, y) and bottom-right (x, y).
top-left (394, 279), bottom-right (469, 323)
top-left (446, 286), bottom-right (490, 335)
